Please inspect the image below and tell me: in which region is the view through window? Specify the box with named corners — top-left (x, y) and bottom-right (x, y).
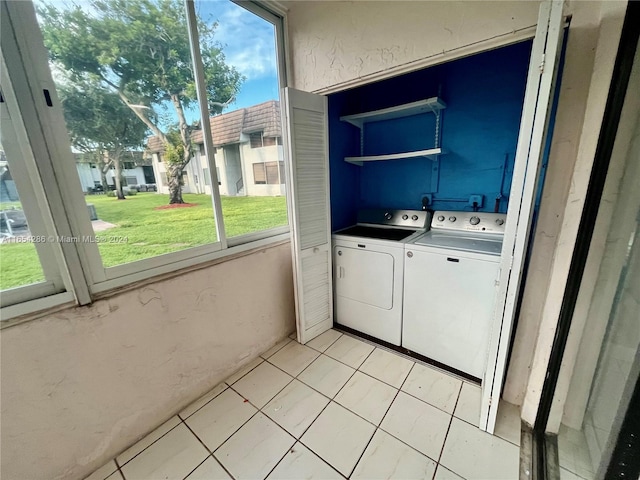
top-left (0, 142), bottom-right (46, 290)
top-left (32, 0), bottom-right (287, 271)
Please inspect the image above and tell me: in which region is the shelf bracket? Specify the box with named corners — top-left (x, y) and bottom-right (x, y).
top-left (360, 127), bottom-right (364, 156)
top-left (431, 157), bottom-right (440, 192)
top-left (434, 110), bottom-right (441, 149)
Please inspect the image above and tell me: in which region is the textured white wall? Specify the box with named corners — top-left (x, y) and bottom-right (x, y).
top-left (285, 0), bottom-right (540, 93)
top-left (0, 242), bottom-right (295, 480)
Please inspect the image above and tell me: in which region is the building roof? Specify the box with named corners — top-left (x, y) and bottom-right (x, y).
top-left (148, 100), bottom-right (281, 154)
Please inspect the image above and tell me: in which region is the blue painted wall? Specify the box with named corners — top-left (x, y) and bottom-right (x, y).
top-left (329, 40), bottom-right (533, 230)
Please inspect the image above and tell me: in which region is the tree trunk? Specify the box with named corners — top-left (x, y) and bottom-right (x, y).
top-left (99, 168), bottom-right (109, 192)
top-left (168, 164), bottom-right (184, 204)
top-left (114, 159), bottom-right (126, 200)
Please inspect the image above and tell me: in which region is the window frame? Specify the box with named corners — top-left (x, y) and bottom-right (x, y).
top-left (0, 0), bottom-right (290, 322)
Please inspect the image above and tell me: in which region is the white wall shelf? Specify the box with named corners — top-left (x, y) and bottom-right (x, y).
top-left (345, 148), bottom-right (444, 166)
top-left (340, 97), bottom-right (447, 166)
top-left (340, 97), bottom-right (447, 129)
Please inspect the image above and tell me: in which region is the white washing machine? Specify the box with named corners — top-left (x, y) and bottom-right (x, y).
top-left (332, 209), bottom-right (430, 345)
top-left (402, 210), bottom-right (506, 379)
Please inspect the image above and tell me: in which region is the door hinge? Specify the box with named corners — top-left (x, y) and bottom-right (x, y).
top-left (488, 396), bottom-right (493, 406)
top-left (539, 53), bottom-right (546, 74)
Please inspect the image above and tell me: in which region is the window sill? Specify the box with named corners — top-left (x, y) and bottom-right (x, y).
top-left (0, 231), bottom-right (291, 328)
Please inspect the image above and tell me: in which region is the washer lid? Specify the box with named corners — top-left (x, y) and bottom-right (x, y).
top-left (413, 231), bottom-right (503, 256)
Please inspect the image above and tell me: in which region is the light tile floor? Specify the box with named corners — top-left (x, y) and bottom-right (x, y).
top-left (86, 330), bottom-right (521, 480)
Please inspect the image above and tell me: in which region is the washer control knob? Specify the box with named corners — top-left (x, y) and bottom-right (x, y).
top-left (411, 215), bottom-right (419, 221)
top-left (449, 216), bottom-right (457, 222)
top-left (402, 214), bottom-right (409, 220)
top-left (470, 216), bottom-right (480, 225)
top-left (496, 218), bottom-right (505, 226)
top-left (384, 212), bottom-right (393, 220)
top-left (407, 251), bottom-right (413, 258)
top-left (437, 215), bottom-right (445, 221)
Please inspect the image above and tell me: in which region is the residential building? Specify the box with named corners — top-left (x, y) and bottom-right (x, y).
top-left (146, 100), bottom-right (284, 197)
top-left (74, 152), bottom-right (156, 193)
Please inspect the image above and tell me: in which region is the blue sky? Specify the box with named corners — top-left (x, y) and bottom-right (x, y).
top-left (196, 0), bottom-right (280, 111)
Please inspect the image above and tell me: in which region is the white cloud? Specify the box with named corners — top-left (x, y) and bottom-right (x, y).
top-left (199, 1), bottom-right (277, 80)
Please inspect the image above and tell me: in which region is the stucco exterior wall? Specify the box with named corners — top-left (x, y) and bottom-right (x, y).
top-left (285, 0), bottom-right (541, 93)
top-left (0, 242), bottom-right (295, 480)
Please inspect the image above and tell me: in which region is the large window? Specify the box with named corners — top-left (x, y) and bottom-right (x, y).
top-left (0, 0), bottom-right (288, 317)
top-left (194, 0), bottom-right (288, 241)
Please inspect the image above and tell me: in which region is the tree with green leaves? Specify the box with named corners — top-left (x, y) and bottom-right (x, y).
top-left (59, 76), bottom-right (148, 199)
top-left (38, 0), bottom-right (243, 204)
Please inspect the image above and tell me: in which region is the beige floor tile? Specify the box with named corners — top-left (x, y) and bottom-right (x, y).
top-left (185, 456), bottom-right (231, 479)
top-left (325, 335), bottom-right (375, 369)
top-left (225, 357), bottom-right (264, 385)
top-left (267, 442), bottom-right (343, 480)
top-left (215, 413), bottom-right (295, 480)
top-left (334, 371), bottom-right (397, 425)
top-left (433, 465), bottom-right (465, 479)
top-left (306, 329), bottom-right (343, 352)
top-left (269, 341), bottom-right (320, 376)
top-left (453, 382), bottom-right (481, 427)
top-left (84, 460), bottom-right (117, 480)
top-left (261, 337), bottom-right (293, 359)
top-left (263, 379), bottom-right (330, 438)
top-left (120, 423), bottom-right (209, 480)
top-left (351, 429), bottom-right (437, 480)
top-left (380, 391), bottom-right (451, 460)
top-left (440, 418), bottom-right (519, 480)
top-left (298, 354), bottom-right (355, 398)
top-left (301, 402), bottom-right (375, 477)
top-left (402, 363), bottom-right (462, 414)
top-left (232, 361), bottom-right (293, 408)
top-left (180, 383), bottom-right (228, 419)
top-left (105, 471), bottom-right (123, 480)
top-left (116, 416), bottom-right (181, 466)
top-left (495, 400), bottom-right (521, 446)
top-left (359, 348), bottom-right (414, 388)
top-left (185, 388), bottom-right (257, 451)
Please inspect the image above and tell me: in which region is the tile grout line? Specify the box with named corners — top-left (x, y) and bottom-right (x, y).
top-left (278, 345), bottom-right (377, 479)
top-left (305, 330), bottom-right (344, 354)
top-left (433, 382), bottom-right (464, 480)
top-left (260, 392), bottom-right (346, 480)
top-left (179, 412), bottom-right (238, 480)
top-left (373, 362), bottom-right (448, 464)
top-left (113, 458), bottom-right (125, 480)
top-left (345, 348), bottom-right (410, 479)
top-left (114, 417), bottom-right (184, 471)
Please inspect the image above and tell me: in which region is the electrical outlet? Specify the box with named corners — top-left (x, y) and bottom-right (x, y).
top-left (468, 194), bottom-right (484, 208)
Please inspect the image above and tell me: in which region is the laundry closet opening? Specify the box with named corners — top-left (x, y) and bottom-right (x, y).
top-left (326, 37), bottom-right (556, 383)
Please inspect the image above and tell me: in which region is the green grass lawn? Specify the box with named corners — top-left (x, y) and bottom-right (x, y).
top-left (0, 193), bottom-right (288, 290)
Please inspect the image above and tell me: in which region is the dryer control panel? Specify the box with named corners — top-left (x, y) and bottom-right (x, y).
top-left (431, 210), bottom-right (506, 234)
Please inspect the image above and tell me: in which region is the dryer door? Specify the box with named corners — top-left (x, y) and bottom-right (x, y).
top-left (334, 245), bottom-right (394, 310)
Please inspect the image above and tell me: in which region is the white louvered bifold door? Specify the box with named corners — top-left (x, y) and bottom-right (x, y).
top-left (480, 0), bottom-right (566, 433)
top-left (283, 88), bottom-right (333, 344)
